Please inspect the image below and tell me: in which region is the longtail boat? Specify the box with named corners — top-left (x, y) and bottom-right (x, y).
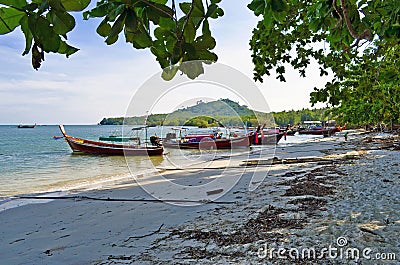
top-left (163, 133), bottom-right (251, 149)
top-left (248, 132), bottom-right (284, 145)
top-left (297, 128), bottom-right (336, 137)
top-left (98, 136), bottom-right (140, 142)
top-left (296, 121), bottom-right (338, 137)
top-left (59, 125), bottom-right (163, 156)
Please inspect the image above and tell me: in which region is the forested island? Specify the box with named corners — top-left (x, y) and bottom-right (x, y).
top-left (99, 99), bottom-right (330, 127)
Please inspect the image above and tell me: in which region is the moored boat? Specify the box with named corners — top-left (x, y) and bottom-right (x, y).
top-left (297, 128), bottom-right (336, 137)
top-left (59, 125), bottom-right (163, 156)
top-left (163, 132), bottom-right (251, 149)
top-left (98, 136), bottom-right (140, 142)
top-left (248, 132), bottom-right (284, 145)
top-left (297, 121), bottom-right (337, 137)
top-left (17, 123), bottom-right (36, 128)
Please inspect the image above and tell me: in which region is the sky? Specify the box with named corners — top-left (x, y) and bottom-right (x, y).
top-left (0, 1), bottom-right (328, 125)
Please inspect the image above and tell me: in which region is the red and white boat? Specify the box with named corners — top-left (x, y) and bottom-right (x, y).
top-left (163, 132), bottom-right (251, 149)
top-left (59, 125), bottom-right (163, 156)
top-left (248, 131), bottom-right (284, 145)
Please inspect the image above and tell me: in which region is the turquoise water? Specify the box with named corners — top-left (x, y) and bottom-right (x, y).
top-left (0, 125), bottom-right (166, 196)
top-left (0, 125), bottom-right (246, 197)
top-left (0, 125), bottom-right (323, 198)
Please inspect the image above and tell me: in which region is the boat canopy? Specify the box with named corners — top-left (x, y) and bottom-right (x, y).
top-left (303, 121), bottom-right (322, 124)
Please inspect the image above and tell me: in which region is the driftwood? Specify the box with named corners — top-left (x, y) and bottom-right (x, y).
top-left (241, 152), bottom-right (365, 166)
top-left (16, 195), bottom-right (234, 204)
top-left (242, 156), bottom-right (332, 166)
top-left (124, 223), bottom-right (164, 242)
top-left (206, 188), bottom-right (224, 196)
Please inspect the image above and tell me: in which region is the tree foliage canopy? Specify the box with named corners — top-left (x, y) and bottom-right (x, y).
top-left (1, 0), bottom-right (399, 125)
top-left (248, 0), bottom-right (399, 125)
top-left (0, 0), bottom-right (223, 78)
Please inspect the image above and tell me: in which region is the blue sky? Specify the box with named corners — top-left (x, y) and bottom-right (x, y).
top-left (0, 1), bottom-right (327, 124)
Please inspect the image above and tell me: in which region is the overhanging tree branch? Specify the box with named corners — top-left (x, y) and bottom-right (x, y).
top-left (139, 0), bottom-right (175, 20)
top-left (331, 0), bottom-right (343, 30)
top-left (179, 0), bottom-right (195, 41)
top-left (340, 0), bottom-right (372, 51)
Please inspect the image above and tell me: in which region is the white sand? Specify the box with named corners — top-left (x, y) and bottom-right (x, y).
top-left (0, 132), bottom-right (399, 264)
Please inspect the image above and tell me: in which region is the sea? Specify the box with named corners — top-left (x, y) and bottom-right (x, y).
top-left (0, 125), bottom-right (327, 209)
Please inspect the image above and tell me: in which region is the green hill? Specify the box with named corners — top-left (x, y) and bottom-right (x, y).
top-left (99, 99), bottom-right (330, 127)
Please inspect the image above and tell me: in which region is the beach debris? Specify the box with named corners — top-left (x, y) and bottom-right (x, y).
top-left (43, 246), bottom-right (66, 256)
top-left (279, 165), bottom-right (341, 197)
top-left (243, 150), bottom-right (369, 167)
top-left (16, 195), bottom-right (234, 205)
top-left (287, 197), bottom-right (327, 212)
top-left (206, 188), bottom-right (224, 196)
top-left (123, 223), bottom-right (164, 243)
top-left (107, 255), bottom-right (134, 261)
top-left (284, 182), bottom-right (334, 197)
top-left (167, 206), bottom-right (305, 248)
top-left (242, 156), bottom-right (332, 166)
top-left (281, 170), bottom-right (307, 178)
top-left (360, 135), bottom-right (400, 150)
top-left (172, 246), bottom-right (244, 260)
top-left (9, 238), bottom-right (25, 244)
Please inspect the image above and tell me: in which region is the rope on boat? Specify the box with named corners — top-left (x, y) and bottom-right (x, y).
top-left (15, 195), bottom-right (235, 204)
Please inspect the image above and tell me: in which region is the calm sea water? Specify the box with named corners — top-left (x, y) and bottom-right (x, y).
top-left (0, 125), bottom-right (324, 198)
top-left (0, 125), bottom-right (166, 197)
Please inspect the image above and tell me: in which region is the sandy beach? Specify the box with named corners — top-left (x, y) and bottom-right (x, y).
top-left (0, 131), bottom-right (399, 264)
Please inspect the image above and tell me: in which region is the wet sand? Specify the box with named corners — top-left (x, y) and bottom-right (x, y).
top-left (0, 131), bottom-right (399, 264)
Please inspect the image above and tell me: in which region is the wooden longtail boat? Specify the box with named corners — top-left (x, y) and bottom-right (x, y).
top-left (297, 128), bottom-right (336, 137)
top-left (248, 132), bottom-right (284, 145)
top-left (163, 134), bottom-right (251, 149)
top-left (59, 125), bottom-right (163, 156)
top-left (98, 136), bottom-right (140, 142)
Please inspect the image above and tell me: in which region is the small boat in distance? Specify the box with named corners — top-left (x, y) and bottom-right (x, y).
top-left (17, 123), bottom-right (36, 128)
top-left (59, 125), bottom-right (163, 156)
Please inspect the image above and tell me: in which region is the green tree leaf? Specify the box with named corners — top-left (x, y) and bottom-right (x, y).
top-left (96, 19), bottom-right (111, 37)
top-left (0, 0), bottom-right (27, 8)
top-left (61, 0), bottom-right (90, 11)
top-left (247, 0), bottom-right (265, 16)
top-left (183, 18), bottom-right (195, 43)
top-left (49, 10), bottom-right (75, 35)
top-left (105, 11), bottom-right (126, 45)
top-left (20, 15), bottom-right (32, 55)
top-left (158, 16), bottom-right (175, 30)
top-left (179, 61), bottom-right (204, 79)
top-left (179, 2), bottom-right (191, 14)
top-left (30, 16), bottom-right (61, 52)
top-left (131, 31), bottom-right (153, 49)
top-left (0, 7), bottom-right (25, 34)
top-left (83, 2), bottom-right (112, 19)
top-left (161, 64), bottom-right (179, 81)
top-left (58, 40), bottom-right (79, 56)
